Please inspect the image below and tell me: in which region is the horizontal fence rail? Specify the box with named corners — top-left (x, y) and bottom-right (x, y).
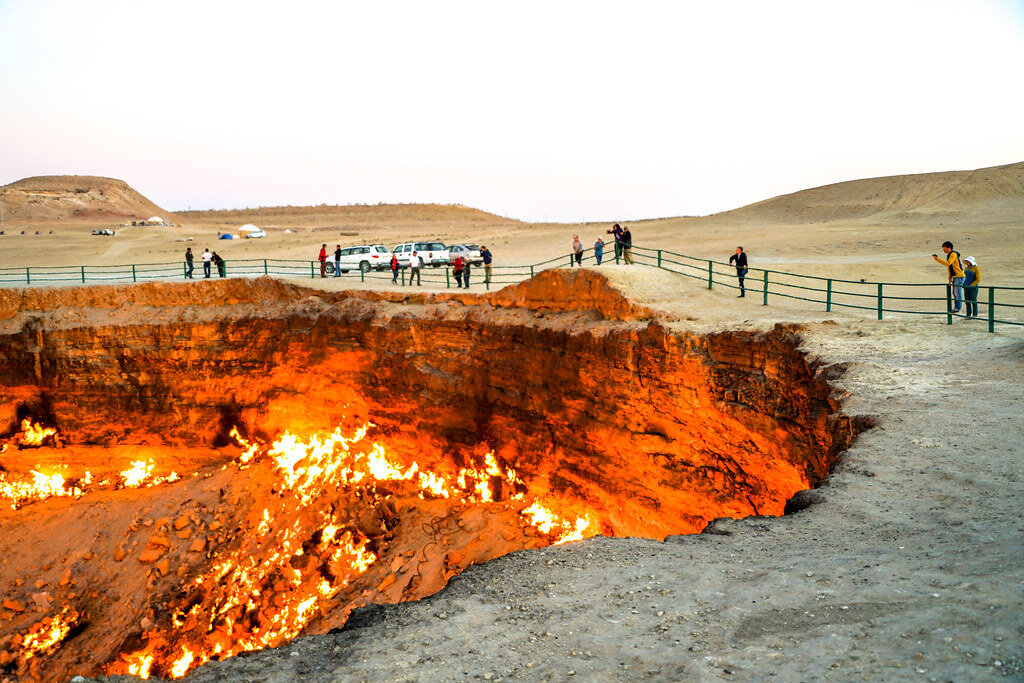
top-left (1, 247), bottom-right (1020, 333)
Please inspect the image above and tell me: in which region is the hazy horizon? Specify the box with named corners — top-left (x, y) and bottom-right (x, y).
top-left (2, 0), bottom-right (1023, 222)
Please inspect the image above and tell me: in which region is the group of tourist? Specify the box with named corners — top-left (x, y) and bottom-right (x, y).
top-left (571, 224), bottom-right (634, 266)
top-left (184, 247), bottom-right (224, 279)
top-left (933, 241), bottom-right (982, 318)
top-left (183, 234), bottom-right (985, 321)
top-left (388, 246), bottom-right (494, 288)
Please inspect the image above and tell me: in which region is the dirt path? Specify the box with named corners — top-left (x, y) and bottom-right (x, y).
top-left (90, 271), bottom-right (1017, 683)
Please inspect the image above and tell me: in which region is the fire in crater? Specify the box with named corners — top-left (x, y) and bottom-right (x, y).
top-left (0, 275), bottom-right (864, 681)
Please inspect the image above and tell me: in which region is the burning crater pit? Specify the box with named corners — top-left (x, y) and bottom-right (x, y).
top-left (0, 272), bottom-right (863, 681)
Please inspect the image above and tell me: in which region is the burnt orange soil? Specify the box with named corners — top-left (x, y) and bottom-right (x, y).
top-left (0, 271), bottom-right (863, 680)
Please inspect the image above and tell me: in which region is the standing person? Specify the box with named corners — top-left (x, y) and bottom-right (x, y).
top-left (932, 241), bottom-right (965, 314)
top-left (480, 246), bottom-right (493, 285)
top-left (728, 246), bottom-right (748, 297)
top-left (621, 226), bottom-right (634, 264)
top-left (408, 250), bottom-right (422, 286)
top-left (452, 255), bottom-right (465, 288)
top-left (202, 248), bottom-right (212, 278)
top-left (318, 244), bottom-right (328, 278)
top-left (212, 252), bottom-right (226, 278)
top-left (333, 245), bottom-right (342, 278)
top-left (572, 235), bottom-right (583, 266)
top-left (962, 256), bottom-right (981, 319)
top-left (594, 238), bottom-right (604, 265)
top-left (184, 247), bottom-right (194, 279)
top-left (606, 223), bottom-right (624, 260)
top-left (391, 252), bottom-right (400, 283)
top-left (463, 259), bottom-right (471, 288)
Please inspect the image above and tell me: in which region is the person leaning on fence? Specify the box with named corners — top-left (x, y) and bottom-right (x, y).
top-left (962, 256), bottom-right (982, 318)
top-left (572, 235), bottom-right (583, 265)
top-left (212, 252), bottom-right (226, 278)
top-left (932, 241), bottom-right (965, 314)
top-left (621, 226), bottom-right (634, 264)
top-left (334, 245), bottom-right (342, 278)
top-left (453, 255), bottom-right (465, 288)
top-left (594, 238), bottom-right (604, 265)
top-left (728, 246), bottom-right (748, 297)
top-left (607, 223), bottom-right (624, 259)
top-left (185, 247), bottom-right (194, 279)
top-left (408, 251), bottom-right (422, 286)
top-left (318, 244), bottom-right (328, 278)
top-left (480, 246), bottom-right (493, 284)
top-left (202, 248), bottom-right (212, 278)
top-left (391, 252), bottom-right (399, 283)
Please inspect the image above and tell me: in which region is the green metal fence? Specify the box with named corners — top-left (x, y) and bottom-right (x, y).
top-left (1, 247), bottom-right (1020, 333)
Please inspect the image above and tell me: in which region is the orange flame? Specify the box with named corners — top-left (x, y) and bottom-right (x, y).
top-left (17, 418), bottom-right (58, 447)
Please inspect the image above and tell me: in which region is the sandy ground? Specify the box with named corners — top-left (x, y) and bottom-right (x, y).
top-left (65, 266), bottom-right (1019, 683)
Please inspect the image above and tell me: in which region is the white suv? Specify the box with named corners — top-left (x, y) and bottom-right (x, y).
top-left (333, 244), bottom-right (391, 273)
top-left (392, 241), bottom-right (450, 267)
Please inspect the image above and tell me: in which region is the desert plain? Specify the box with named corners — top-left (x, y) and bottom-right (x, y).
top-left (0, 163), bottom-right (1022, 681)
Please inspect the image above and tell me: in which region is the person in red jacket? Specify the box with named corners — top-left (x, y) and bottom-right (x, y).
top-left (391, 252), bottom-right (400, 283)
top-left (453, 255), bottom-right (465, 288)
top-left (318, 244), bottom-right (327, 278)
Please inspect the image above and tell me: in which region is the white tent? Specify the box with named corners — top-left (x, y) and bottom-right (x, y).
top-left (238, 224), bottom-right (260, 232)
top-left (147, 216), bottom-right (164, 224)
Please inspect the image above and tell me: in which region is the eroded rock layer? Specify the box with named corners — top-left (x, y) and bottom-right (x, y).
top-left (0, 272), bottom-right (863, 680)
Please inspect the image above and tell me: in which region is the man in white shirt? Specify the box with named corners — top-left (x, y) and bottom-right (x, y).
top-left (202, 248), bottom-right (213, 278)
top-left (408, 251), bottom-right (422, 286)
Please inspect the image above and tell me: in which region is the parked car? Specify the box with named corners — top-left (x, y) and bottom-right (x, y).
top-left (392, 241), bottom-right (450, 267)
top-left (448, 244), bottom-right (483, 266)
top-left (245, 230), bottom-right (266, 239)
top-left (91, 229), bottom-right (115, 236)
top-left (332, 244), bottom-right (391, 273)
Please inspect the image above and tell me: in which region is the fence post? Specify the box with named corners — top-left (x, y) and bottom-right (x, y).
top-left (360, 267), bottom-right (364, 283)
top-left (530, 266), bottom-right (535, 278)
top-left (568, 254), bottom-right (574, 268)
top-left (132, 264), bottom-right (137, 283)
top-left (946, 284), bottom-right (952, 325)
top-left (658, 250), bottom-right (662, 268)
top-left (762, 271), bottom-right (769, 306)
top-left (264, 259), bottom-right (268, 275)
top-left (401, 268), bottom-right (405, 286)
top-left (81, 266), bottom-right (86, 284)
top-left (707, 261), bottom-right (713, 290)
top-left (877, 283), bottom-right (883, 320)
top-left (826, 279), bottom-right (832, 312)
top-left (988, 287), bottom-right (995, 333)
top-left (445, 269), bottom-right (450, 288)
top-left (310, 262), bottom-right (315, 279)
top-left (26, 267), bottom-right (30, 285)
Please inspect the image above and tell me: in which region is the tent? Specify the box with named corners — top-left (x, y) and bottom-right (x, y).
top-left (219, 233), bottom-right (235, 240)
top-left (147, 216), bottom-right (164, 224)
top-left (238, 224), bottom-right (260, 232)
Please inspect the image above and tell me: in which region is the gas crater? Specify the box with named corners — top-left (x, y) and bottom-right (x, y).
top-left (0, 271), bottom-right (865, 680)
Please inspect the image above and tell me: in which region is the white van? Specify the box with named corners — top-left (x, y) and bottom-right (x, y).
top-left (392, 241), bottom-right (450, 267)
top-left (334, 244), bottom-right (390, 272)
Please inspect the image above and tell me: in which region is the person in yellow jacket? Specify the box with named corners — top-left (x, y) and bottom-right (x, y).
top-left (962, 256), bottom-right (982, 318)
top-left (932, 240), bottom-right (965, 314)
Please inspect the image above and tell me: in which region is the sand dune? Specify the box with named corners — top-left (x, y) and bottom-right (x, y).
top-left (705, 161), bottom-right (1024, 225)
top-left (0, 175), bottom-right (175, 224)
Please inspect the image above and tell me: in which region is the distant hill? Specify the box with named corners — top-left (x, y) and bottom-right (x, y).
top-left (177, 203), bottom-right (524, 230)
top-left (0, 176), bottom-right (175, 224)
top-left (707, 161), bottom-right (1024, 225)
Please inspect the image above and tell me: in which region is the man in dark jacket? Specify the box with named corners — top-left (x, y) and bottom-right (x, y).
top-left (621, 226), bottom-right (633, 264)
top-left (728, 246), bottom-right (748, 297)
top-left (185, 247), bottom-right (194, 279)
top-left (333, 245), bottom-right (342, 278)
top-left (606, 223), bottom-right (624, 260)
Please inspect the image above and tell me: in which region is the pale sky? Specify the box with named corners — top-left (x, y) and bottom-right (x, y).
top-left (1, 0), bottom-right (1022, 222)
